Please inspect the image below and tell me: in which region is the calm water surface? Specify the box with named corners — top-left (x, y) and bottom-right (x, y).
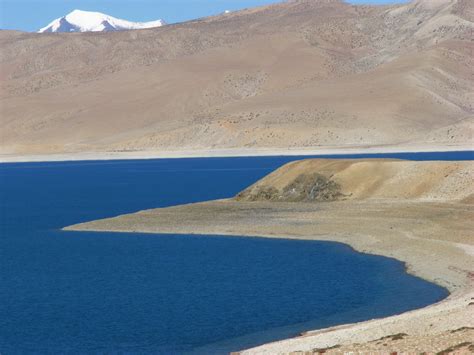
top-left (1, 152), bottom-right (471, 354)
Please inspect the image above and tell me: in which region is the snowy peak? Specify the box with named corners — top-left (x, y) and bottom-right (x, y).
top-left (38, 10), bottom-right (165, 33)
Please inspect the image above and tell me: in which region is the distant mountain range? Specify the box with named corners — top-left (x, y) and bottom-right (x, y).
top-left (38, 9), bottom-right (165, 33)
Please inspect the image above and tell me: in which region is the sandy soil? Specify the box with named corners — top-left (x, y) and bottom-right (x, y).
top-left (64, 159), bottom-right (474, 354)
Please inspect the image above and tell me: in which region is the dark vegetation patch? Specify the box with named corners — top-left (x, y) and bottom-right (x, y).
top-left (371, 333), bottom-right (409, 342)
top-left (312, 344), bottom-right (341, 353)
top-left (450, 326), bottom-right (474, 333)
top-left (436, 342), bottom-right (473, 355)
top-left (236, 185), bottom-right (280, 201)
top-left (236, 173), bottom-right (343, 202)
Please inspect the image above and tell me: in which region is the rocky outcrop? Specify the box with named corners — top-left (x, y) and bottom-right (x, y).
top-left (234, 159), bottom-right (474, 203)
top-left (236, 173), bottom-right (343, 202)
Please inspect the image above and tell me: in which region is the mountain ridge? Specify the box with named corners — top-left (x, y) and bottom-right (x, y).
top-left (38, 9), bottom-right (165, 33)
top-left (0, 0), bottom-right (472, 157)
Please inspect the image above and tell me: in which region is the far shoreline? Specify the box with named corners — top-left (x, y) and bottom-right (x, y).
top-left (1, 143), bottom-right (472, 163)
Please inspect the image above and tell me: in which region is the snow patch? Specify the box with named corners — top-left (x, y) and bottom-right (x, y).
top-left (38, 9), bottom-right (165, 33)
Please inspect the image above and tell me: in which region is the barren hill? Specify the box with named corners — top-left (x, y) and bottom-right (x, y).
top-left (236, 158), bottom-right (474, 202)
top-left (1, 0), bottom-right (473, 157)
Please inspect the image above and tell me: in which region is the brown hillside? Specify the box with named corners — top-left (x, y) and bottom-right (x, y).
top-left (236, 159), bottom-right (474, 202)
top-left (0, 0), bottom-right (472, 156)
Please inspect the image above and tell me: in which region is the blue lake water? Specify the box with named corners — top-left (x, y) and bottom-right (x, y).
top-left (1, 151), bottom-right (471, 354)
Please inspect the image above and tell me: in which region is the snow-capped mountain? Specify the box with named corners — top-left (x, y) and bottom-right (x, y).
top-left (38, 9), bottom-right (165, 33)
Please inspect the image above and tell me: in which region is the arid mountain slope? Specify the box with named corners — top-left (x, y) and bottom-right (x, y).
top-left (1, 0), bottom-right (472, 156)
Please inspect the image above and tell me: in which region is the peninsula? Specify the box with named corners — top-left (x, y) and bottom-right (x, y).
top-left (66, 159), bottom-right (474, 353)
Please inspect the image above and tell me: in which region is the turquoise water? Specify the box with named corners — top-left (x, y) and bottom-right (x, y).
top-left (1, 152), bottom-right (470, 354)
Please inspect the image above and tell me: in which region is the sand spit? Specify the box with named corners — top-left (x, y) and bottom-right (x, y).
top-left (65, 159), bottom-right (474, 353)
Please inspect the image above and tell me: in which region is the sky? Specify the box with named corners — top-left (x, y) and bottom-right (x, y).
top-left (0, 0), bottom-right (408, 32)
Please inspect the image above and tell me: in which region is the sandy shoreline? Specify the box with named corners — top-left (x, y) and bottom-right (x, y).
top-left (65, 199), bottom-right (474, 353)
top-left (1, 143), bottom-right (472, 163)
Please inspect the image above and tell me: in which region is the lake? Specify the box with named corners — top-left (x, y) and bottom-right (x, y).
top-left (1, 151), bottom-right (471, 354)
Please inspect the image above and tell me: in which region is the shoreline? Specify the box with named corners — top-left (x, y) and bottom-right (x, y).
top-left (64, 227), bottom-right (458, 351)
top-left (65, 228), bottom-right (455, 292)
top-left (64, 215), bottom-right (470, 295)
top-left (65, 199), bottom-right (474, 353)
top-left (1, 143), bottom-right (472, 163)
top-left (66, 226), bottom-right (458, 295)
